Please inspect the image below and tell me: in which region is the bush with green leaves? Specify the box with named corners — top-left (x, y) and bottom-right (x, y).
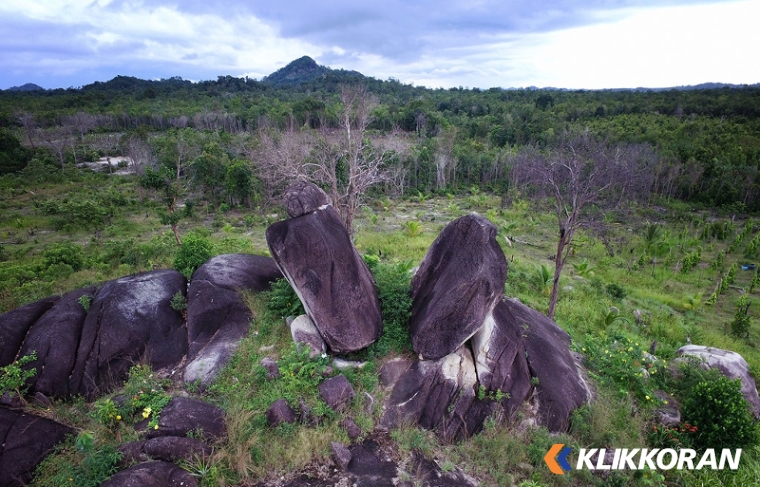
top-left (266, 278), bottom-right (305, 318)
top-left (366, 259), bottom-right (413, 356)
top-left (680, 247), bottom-right (702, 273)
top-left (42, 242), bottom-right (84, 272)
top-left (730, 294), bottom-right (752, 338)
top-left (170, 290), bottom-right (187, 312)
top-left (606, 282), bottom-right (627, 299)
top-left (78, 294), bottom-right (93, 312)
top-left (92, 364), bottom-right (172, 430)
top-left (681, 375), bottom-right (758, 450)
top-left (0, 351), bottom-right (37, 396)
top-left (578, 333), bottom-right (663, 403)
top-left (173, 233), bottom-right (213, 279)
top-left (33, 431), bottom-right (122, 487)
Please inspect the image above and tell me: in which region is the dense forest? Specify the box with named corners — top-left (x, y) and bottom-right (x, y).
top-left (1, 55), bottom-right (759, 213)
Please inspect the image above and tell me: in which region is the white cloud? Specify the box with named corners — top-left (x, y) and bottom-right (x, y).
top-left (493, 0), bottom-right (760, 88)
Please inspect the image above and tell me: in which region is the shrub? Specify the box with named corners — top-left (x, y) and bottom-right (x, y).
top-left (368, 260), bottom-right (413, 356)
top-left (681, 375), bottom-right (758, 450)
top-left (173, 233), bottom-right (213, 279)
top-left (42, 242), bottom-right (84, 272)
top-left (170, 291), bottom-right (187, 312)
top-left (0, 352), bottom-right (37, 396)
top-left (266, 278), bottom-right (305, 318)
top-left (606, 282), bottom-right (627, 299)
top-left (729, 294), bottom-right (752, 338)
top-left (78, 294), bottom-right (93, 312)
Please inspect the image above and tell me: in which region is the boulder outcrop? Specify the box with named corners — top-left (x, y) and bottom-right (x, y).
top-left (0, 296), bottom-right (59, 367)
top-left (99, 460), bottom-right (197, 487)
top-left (409, 214), bottom-right (507, 360)
top-left (266, 182), bottom-right (382, 353)
top-left (16, 287), bottom-right (94, 398)
top-left (184, 253), bottom-right (281, 387)
top-left (382, 346), bottom-right (487, 441)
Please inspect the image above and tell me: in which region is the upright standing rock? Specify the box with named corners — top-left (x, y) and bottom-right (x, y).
top-left (266, 182), bottom-right (382, 353)
top-left (409, 214), bottom-right (507, 360)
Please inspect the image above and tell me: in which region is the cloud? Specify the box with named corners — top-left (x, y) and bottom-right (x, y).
top-left (0, 0), bottom-right (320, 88)
top-left (0, 0), bottom-right (755, 89)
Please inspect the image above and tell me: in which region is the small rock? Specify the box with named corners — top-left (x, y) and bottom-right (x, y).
top-left (653, 390), bottom-right (680, 427)
top-left (341, 417), bottom-right (361, 440)
top-left (289, 314), bottom-right (326, 358)
top-left (266, 398), bottom-right (297, 427)
top-left (260, 357), bottom-right (280, 380)
top-left (332, 358), bottom-right (367, 369)
top-left (318, 375), bottom-right (355, 411)
top-left (331, 441), bottom-right (352, 470)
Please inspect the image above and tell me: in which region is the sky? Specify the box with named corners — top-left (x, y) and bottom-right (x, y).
top-left (1, 0), bottom-right (758, 91)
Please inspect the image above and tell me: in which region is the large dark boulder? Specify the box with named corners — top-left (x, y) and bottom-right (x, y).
top-left (184, 254), bottom-right (281, 387)
top-left (70, 270), bottom-right (187, 399)
top-left (497, 298), bottom-right (591, 431)
top-left (0, 407), bottom-right (74, 487)
top-left (145, 397), bottom-right (226, 441)
top-left (409, 214), bottom-right (507, 360)
top-left (266, 183), bottom-right (382, 353)
top-left (15, 288), bottom-right (93, 397)
top-left (0, 296), bottom-right (59, 367)
top-left (99, 460), bottom-right (197, 487)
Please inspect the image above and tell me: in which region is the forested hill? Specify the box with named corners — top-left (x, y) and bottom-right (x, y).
top-left (1, 58), bottom-right (759, 210)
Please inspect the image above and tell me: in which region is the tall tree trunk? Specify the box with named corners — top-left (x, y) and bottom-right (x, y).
top-left (548, 229), bottom-right (568, 319)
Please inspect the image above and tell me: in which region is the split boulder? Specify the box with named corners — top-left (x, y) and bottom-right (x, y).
top-left (69, 270), bottom-right (188, 399)
top-left (496, 298), bottom-right (591, 431)
top-left (409, 214), bottom-right (507, 360)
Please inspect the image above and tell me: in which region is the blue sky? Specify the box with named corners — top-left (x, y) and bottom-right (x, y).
top-left (1, 0), bottom-right (758, 90)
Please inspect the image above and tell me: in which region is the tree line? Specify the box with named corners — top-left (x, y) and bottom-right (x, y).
top-left (1, 73), bottom-right (759, 212)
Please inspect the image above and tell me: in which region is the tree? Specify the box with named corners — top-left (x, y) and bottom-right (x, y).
top-left (252, 85), bottom-right (408, 234)
top-left (140, 166), bottom-right (184, 245)
top-left (511, 131), bottom-right (655, 319)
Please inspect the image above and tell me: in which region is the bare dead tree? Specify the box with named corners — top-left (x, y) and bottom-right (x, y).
top-left (251, 128), bottom-right (312, 202)
top-left (40, 126), bottom-right (76, 170)
top-left (15, 110), bottom-right (37, 150)
top-left (326, 85), bottom-right (410, 233)
top-left (66, 111), bottom-right (96, 142)
top-left (435, 127), bottom-right (457, 190)
top-left (123, 135), bottom-right (155, 174)
top-left (512, 131), bottom-right (654, 319)
top-left (252, 86), bottom-right (408, 233)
